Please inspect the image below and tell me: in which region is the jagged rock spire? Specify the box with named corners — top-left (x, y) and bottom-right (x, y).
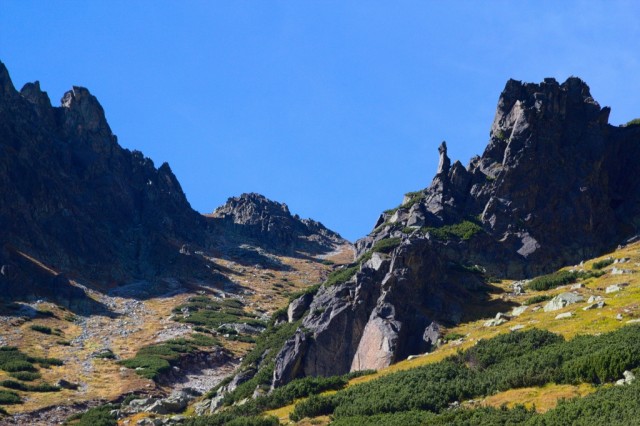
top-left (436, 141), bottom-right (450, 175)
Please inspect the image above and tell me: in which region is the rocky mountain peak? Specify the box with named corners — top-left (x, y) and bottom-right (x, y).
top-left (209, 192), bottom-right (346, 255)
top-left (212, 192), bottom-right (292, 225)
top-left (59, 85), bottom-right (113, 141)
top-left (0, 61), bottom-right (16, 98)
top-left (266, 77), bottom-right (640, 388)
top-left (20, 81), bottom-right (52, 108)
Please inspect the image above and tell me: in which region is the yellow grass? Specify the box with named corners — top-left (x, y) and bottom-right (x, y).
top-left (481, 383), bottom-right (596, 412)
top-left (276, 242), bottom-right (640, 423)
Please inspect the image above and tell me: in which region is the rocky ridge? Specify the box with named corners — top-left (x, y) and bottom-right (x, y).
top-left (208, 193), bottom-right (346, 256)
top-left (258, 77), bottom-right (640, 389)
top-left (0, 60), bottom-right (346, 308)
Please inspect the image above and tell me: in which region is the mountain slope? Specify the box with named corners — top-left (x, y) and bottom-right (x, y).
top-left (215, 77), bottom-right (640, 397)
top-left (0, 61), bottom-right (351, 424)
top-left (0, 61), bottom-right (347, 309)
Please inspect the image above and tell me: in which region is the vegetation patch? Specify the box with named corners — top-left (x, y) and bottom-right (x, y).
top-left (0, 346), bottom-right (62, 381)
top-left (220, 320), bottom-right (302, 404)
top-left (0, 380), bottom-right (60, 392)
top-left (29, 324), bottom-right (55, 335)
top-left (0, 390), bottom-right (21, 405)
top-left (592, 258), bottom-right (614, 270)
top-left (324, 265), bottom-right (359, 287)
top-left (358, 237), bottom-right (402, 263)
top-left (172, 296), bottom-right (266, 334)
top-left (65, 404), bottom-right (118, 426)
top-left (8, 371), bottom-right (41, 381)
top-left (422, 220), bottom-right (484, 241)
top-left (118, 334), bottom-right (220, 380)
top-left (443, 333), bottom-right (465, 342)
top-left (527, 270), bottom-right (603, 291)
top-left (198, 371), bottom-right (375, 425)
top-left (522, 295), bottom-right (552, 305)
top-left (290, 325), bottom-right (640, 422)
top-left (184, 415), bottom-right (280, 426)
top-left (402, 191), bottom-right (425, 209)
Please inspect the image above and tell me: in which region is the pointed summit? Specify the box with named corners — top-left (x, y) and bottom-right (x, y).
top-left (436, 141), bottom-right (450, 175)
top-left (0, 60), bottom-right (17, 98)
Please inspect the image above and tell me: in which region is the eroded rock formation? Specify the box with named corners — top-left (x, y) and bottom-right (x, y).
top-left (270, 77), bottom-right (640, 385)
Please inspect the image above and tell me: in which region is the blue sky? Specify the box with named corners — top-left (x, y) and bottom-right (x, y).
top-left (1, 1), bottom-right (639, 241)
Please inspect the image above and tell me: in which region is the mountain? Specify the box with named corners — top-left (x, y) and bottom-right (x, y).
top-left (208, 193), bottom-right (345, 256)
top-left (226, 77), bottom-right (640, 390)
top-left (0, 61), bottom-right (350, 425)
top-left (3, 59), bottom-right (640, 425)
top-left (0, 60), bottom-right (345, 307)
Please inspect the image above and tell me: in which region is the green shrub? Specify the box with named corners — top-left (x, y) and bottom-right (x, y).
top-left (29, 324), bottom-right (53, 334)
top-left (184, 414), bottom-right (279, 426)
top-left (9, 371), bottom-right (41, 381)
top-left (221, 321), bottom-right (303, 405)
top-left (31, 357), bottom-right (63, 367)
top-left (172, 296), bottom-right (266, 330)
top-left (358, 238), bottom-right (402, 263)
top-left (324, 265), bottom-right (359, 287)
top-left (94, 350), bottom-right (116, 360)
top-left (592, 258), bottom-right (614, 270)
top-left (1, 360), bottom-right (37, 372)
top-left (522, 295), bottom-right (552, 305)
top-left (287, 284), bottom-right (321, 303)
top-left (290, 394), bottom-right (337, 421)
top-left (119, 354), bottom-right (171, 380)
top-left (527, 270), bottom-right (582, 291)
top-left (72, 404), bottom-right (118, 426)
top-left (0, 389), bottom-right (20, 404)
top-left (289, 326), bottom-right (640, 422)
top-left (371, 238), bottom-right (401, 254)
top-left (402, 191), bottom-right (425, 209)
top-left (0, 380), bottom-right (60, 392)
top-left (422, 220), bottom-right (484, 241)
top-left (443, 333), bottom-right (465, 342)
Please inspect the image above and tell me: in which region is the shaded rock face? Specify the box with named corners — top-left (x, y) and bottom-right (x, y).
top-left (0, 62), bottom-right (348, 304)
top-left (360, 77), bottom-right (640, 277)
top-left (208, 193), bottom-right (346, 255)
top-left (271, 77), bottom-right (640, 387)
top-left (0, 62), bottom-right (212, 296)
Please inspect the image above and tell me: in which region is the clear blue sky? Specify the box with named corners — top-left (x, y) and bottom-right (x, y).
top-left (1, 1), bottom-right (639, 241)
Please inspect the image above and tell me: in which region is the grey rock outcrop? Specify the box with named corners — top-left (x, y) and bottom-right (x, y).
top-left (268, 76), bottom-right (640, 389)
top-left (287, 293), bottom-right (314, 322)
top-left (543, 292), bottom-right (584, 312)
top-left (0, 61), bottom-right (348, 306)
top-left (0, 61), bottom-right (215, 300)
top-left (208, 193), bottom-right (346, 255)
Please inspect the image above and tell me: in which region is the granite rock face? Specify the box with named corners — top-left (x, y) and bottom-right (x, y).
top-left (0, 62), bottom-right (345, 304)
top-left (208, 193), bottom-right (346, 255)
top-left (270, 77), bottom-right (640, 387)
top-left (0, 62), bottom-right (213, 297)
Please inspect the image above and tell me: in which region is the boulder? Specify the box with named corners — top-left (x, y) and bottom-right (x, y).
top-left (606, 284), bottom-right (621, 294)
top-left (543, 292), bottom-right (584, 312)
top-left (145, 391), bottom-right (191, 414)
top-left (616, 370), bottom-right (636, 386)
top-left (422, 322), bottom-right (441, 350)
top-left (583, 295), bottom-right (605, 310)
top-left (511, 306), bottom-right (528, 317)
top-left (287, 293), bottom-right (314, 323)
top-left (272, 330), bottom-right (309, 387)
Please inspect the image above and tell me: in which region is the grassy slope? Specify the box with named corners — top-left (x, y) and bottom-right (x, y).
top-left (0, 244), bottom-right (353, 417)
top-left (266, 241), bottom-right (640, 424)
